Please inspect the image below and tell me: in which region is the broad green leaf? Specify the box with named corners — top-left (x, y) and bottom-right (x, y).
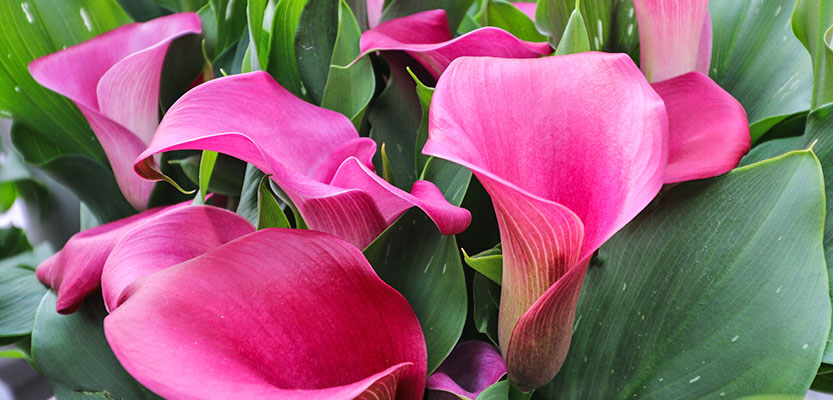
top-left (554, 4), bottom-right (590, 55)
top-left (210, 0), bottom-right (248, 54)
top-left (740, 104), bottom-right (833, 361)
top-left (381, 0), bottom-right (476, 32)
top-left (0, 226), bottom-right (30, 256)
top-left (246, 0), bottom-right (276, 69)
top-left (607, 0), bottom-right (637, 60)
top-left (420, 157), bottom-right (472, 206)
top-left (407, 67), bottom-right (434, 173)
top-left (473, 272), bottom-right (500, 346)
top-left (256, 175), bottom-right (290, 229)
top-left (539, 150), bottom-right (829, 398)
top-left (463, 244), bottom-right (502, 285)
top-left (792, 0), bottom-right (833, 108)
top-left (198, 150), bottom-right (218, 202)
top-left (477, 380), bottom-right (510, 400)
top-left (270, 0), bottom-right (307, 96)
top-left (168, 153), bottom-right (246, 196)
top-left (236, 163), bottom-right (265, 225)
top-left (536, 0), bottom-right (613, 50)
top-left (114, 0), bottom-right (170, 21)
top-left (710, 0), bottom-right (813, 142)
top-left (381, 143), bottom-right (395, 185)
top-left (0, 242), bottom-right (50, 338)
top-left (295, 0), bottom-right (339, 104)
top-left (31, 292), bottom-right (160, 399)
top-left (364, 209), bottom-right (468, 374)
top-left (0, 181), bottom-right (15, 211)
top-left (485, 0), bottom-right (547, 42)
top-left (0, 349), bottom-right (26, 359)
top-left (320, 0), bottom-right (376, 126)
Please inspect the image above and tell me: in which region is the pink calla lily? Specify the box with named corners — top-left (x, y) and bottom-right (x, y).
top-left (511, 2), bottom-right (537, 20)
top-left (633, 0), bottom-right (750, 182)
top-left (104, 228), bottom-right (427, 400)
top-left (359, 10), bottom-right (551, 80)
top-left (367, 0), bottom-right (384, 28)
top-left (135, 71), bottom-right (470, 249)
top-left (28, 13), bottom-right (202, 211)
top-left (424, 53), bottom-right (668, 390)
top-left (426, 341), bottom-right (507, 400)
top-left (36, 203), bottom-right (253, 314)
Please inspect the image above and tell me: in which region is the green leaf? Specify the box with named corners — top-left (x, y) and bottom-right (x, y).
top-left (364, 209), bottom-right (468, 374)
top-left (535, 0), bottom-right (613, 50)
top-left (792, 0), bottom-right (833, 108)
top-left (31, 292), bottom-right (160, 399)
top-left (114, 0), bottom-right (171, 21)
top-left (267, 0), bottom-right (307, 97)
top-left (407, 67), bottom-right (434, 173)
top-left (463, 244), bottom-right (502, 285)
top-left (710, 0), bottom-right (814, 142)
top-left (168, 153), bottom-right (246, 196)
top-left (236, 163), bottom-right (264, 225)
top-left (473, 272), bottom-right (500, 346)
top-left (0, 242), bottom-right (50, 338)
top-left (0, 0), bottom-right (130, 163)
top-left (0, 181), bottom-right (16, 211)
top-left (477, 380), bottom-right (510, 400)
top-left (0, 349), bottom-right (26, 359)
top-left (381, 0), bottom-right (476, 32)
top-left (554, 4), bottom-right (590, 55)
top-left (485, 0), bottom-right (547, 42)
top-left (381, 143), bottom-right (395, 185)
top-left (295, 0), bottom-right (339, 104)
top-left (198, 150), bottom-right (218, 202)
top-left (320, 0), bottom-right (375, 126)
top-left (210, 0), bottom-right (248, 54)
top-left (539, 150), bottom-right (829, 398)
top-left (256, 175), bottom-right (290, 229)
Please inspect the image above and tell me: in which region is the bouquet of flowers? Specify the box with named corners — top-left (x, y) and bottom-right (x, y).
top-left (1, 0), bottom-right (831, 398)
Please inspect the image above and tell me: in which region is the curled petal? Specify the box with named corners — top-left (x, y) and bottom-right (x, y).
top-left (633, 0), bottom-right (711, 82)
top-left (424, 54), bottom-right (667, 389)
top-left (101, 206), bottom-right (254, 312)
top-left (359, 10), bottom-right (551, 79)
top-left (136, 71), bottom-right (470, 248)
top-left (652, 72), bottom-right (751, 183)
top-left (427, 341), bottom-right (507, 399)
top-left (367, 0), bottom-right (384, 28)
top-left (29, 13), bottom-right (202, 210)
top-left (35, 202), bottom-right (187, 314)
top-left (511, 2), bottom-right (537, 20)
top-left (105, 229), bottom-right (427, 400)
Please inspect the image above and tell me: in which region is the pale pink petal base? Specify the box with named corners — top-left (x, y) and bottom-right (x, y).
top-left (652, 72), bottom-right (750, 183)
top-left (511, 2), bottom-right (537, 20)
top-left (29, 13), bottom-right (202, 210)
top-left (105, 229), bottom-right (427, 400)
top-left (359, 10), bottom-right (551, 79)
top-left (427, 341), bottom-right (507, 399)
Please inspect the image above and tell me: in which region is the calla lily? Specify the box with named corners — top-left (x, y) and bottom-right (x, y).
top-left (36, 203), bottom-right (253, 314)
top-left (511, 2), bottom-right (537, 20)
top-left (105, 228), bottom-right (427, 399)
top-left (28, 13), bottom-right (202, 211)
top-left (367, 0), bottom-right (384, 28)
top-left (135, 71), bottom-right (470, 249)
top-left (426, 341), bottom-right (507, 400)
top-left (424, 53), bottom-right (668, 390)
top-left (359, 9), bottom-right (551, 79)
top-left (633, 0), bottom-right (750, 182)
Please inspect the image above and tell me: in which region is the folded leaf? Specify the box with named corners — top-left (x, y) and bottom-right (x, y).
top-left (28, 13), bottom-right (202, 210)
top-left (105, 228), bottom-right (427, 399)
top-left (424, 53), bottom-right (667, 390)
top-left (427, 341), bottom-right (507, 399)
top-left (136, 71), bottom-right (470, 248)
top-left (633, 0), bottom-right (711, 82)
top-left (652, 72), bottom-right (750, 183)
top-left (359, 10), bottom-right (550, 79)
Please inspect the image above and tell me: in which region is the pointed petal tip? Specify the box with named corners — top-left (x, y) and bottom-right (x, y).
top-left (427, 341), bottom-right (506, 399)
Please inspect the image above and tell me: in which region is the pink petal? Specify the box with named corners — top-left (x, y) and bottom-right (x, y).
top-left (423, 53), bottom-right (667, 389)
top-left (426, 341), bottom-right (507, 399)
top-left (35, 202), bottom-right (188, 314)
top-left (512, 2), bottom-right (537, 20)
top-left (136, 71), bottom-right (470, 248)
top-left (359, 10), bottom-right (551, 79)
top-left (28, 13), bottom-right (202, 210)
top-left (101, 206), bottom-right (254, 312)
top-left (652, 72), bottom-right (750, 183)
top-left (367, 0), bottom-right (384, 28)
top-left (633, 0), bottom-right (711, 82)
top-left (104, 229), bottom-right (427, 400)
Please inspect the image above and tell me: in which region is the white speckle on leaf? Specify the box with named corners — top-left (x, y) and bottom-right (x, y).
top-left (775, 6), bottom-right (782, 16)
top-left (776, 285), bottom-right (782, 294)
top-left (622, 282), bottom-right (627, 291)
top-left (720, 393), bottom-right (726, 397)
top-left (803, 343), bottom-right (809, 349)
top-left (593, 37), bottom-right (600, 49)
top-left (21, 3), bottom-right (35, 23)
top-left (657, 378), bottom-right (664, 382)
top-left (442, 263), bottom-right (447, 274)
top-left (628, 7), bottom-right (634, 18)
top-left (225, 0), bottom-right (236, 20)
top-left (626, 24), bottom-right (633, 36)
top-left (689, 376), bottom-right (700, 383)
top-left (731, 335), bottom-right (739, 342)
top-left (79, 8), bottom-right (92, 32)
top-left (0, 110), bottom-right (12, 118)
top-left (13, 86), bottom-right (20, 93)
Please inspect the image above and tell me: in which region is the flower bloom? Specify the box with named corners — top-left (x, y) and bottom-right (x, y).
top-left (28, 13), bottom-right (202, 210)
top-left (424, 53), bottom-right (668, 390)
top-left (426, 341), bottom-right (507, 399)
top-left (135, 71), bottom-right (470, 249)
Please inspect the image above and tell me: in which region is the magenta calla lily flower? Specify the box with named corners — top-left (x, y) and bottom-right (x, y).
top-left (424, 53), bottom-right (668, 390)
top-left (28, 13), bottom-right (202, 211)
top-left (633, 0), bottom-right (750, 183)
top-left (426, 341), bottom-right (507, 400)
top-left (359, 10), bottom-right (551, 79)
top-left (134, 71), bottom-right (470, 249)
top-left (367, 0), bottom-right (384, 28)
top-left (104, 228), bottom-right (427, 400)
top-left (36, 203), bottom-right (253, 314)
top-left (511, 2), bottom-right (537, 20)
